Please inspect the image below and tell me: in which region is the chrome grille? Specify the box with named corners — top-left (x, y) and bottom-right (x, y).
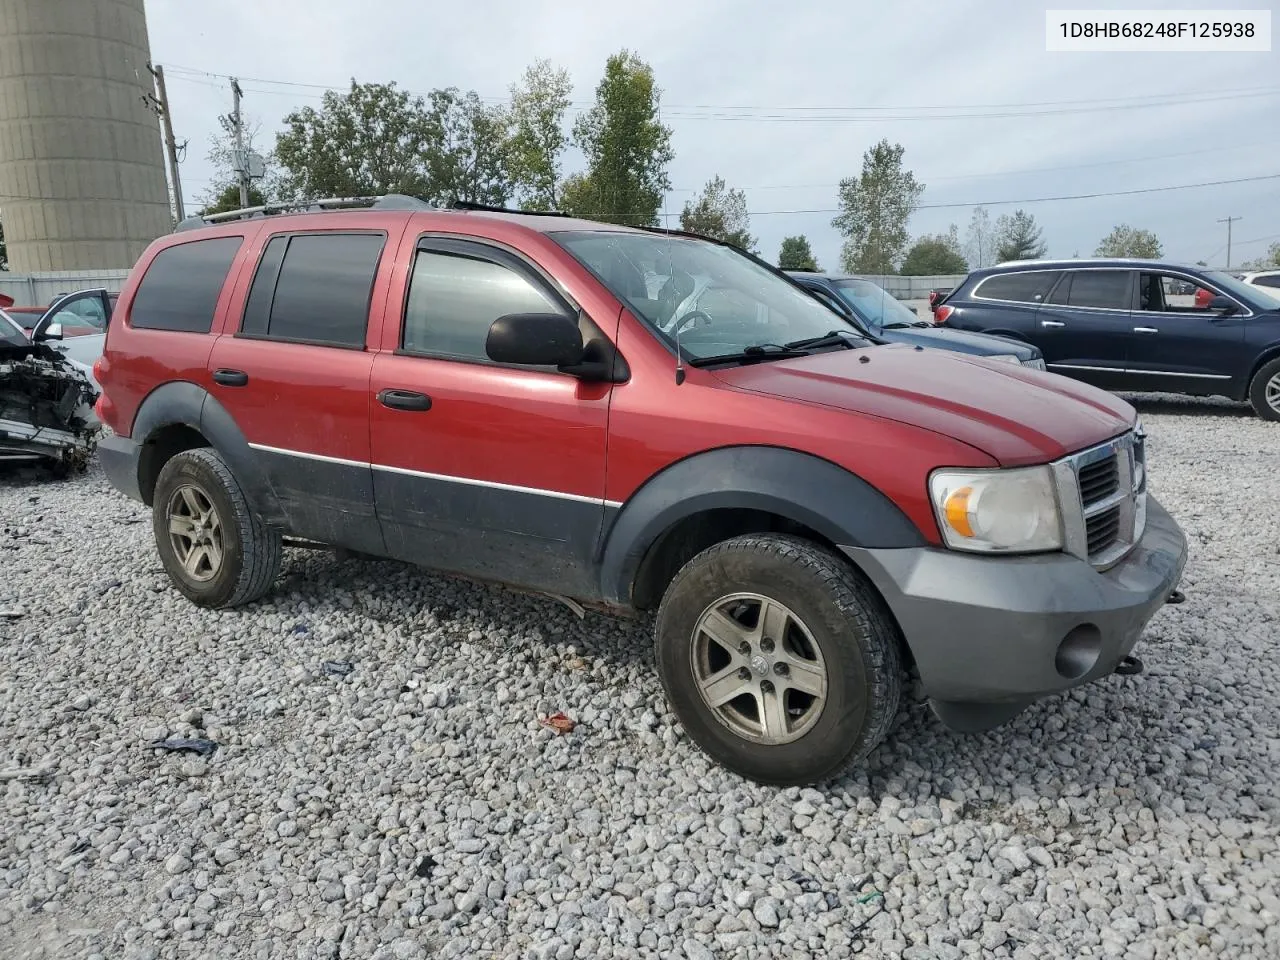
top-left (1050, 425), bottom-right (1147, 569)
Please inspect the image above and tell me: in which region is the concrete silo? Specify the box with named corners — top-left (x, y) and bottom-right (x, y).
top-left (0, 0), bottom-right (173, 272)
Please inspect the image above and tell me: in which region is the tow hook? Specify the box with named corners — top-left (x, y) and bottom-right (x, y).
top-left (1114, 654), bottom-right (1143, 677)
top-left (1166, 589), bottom-right (1186, 605)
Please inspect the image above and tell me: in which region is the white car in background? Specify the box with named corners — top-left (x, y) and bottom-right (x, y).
top-left (15, 288), bottom-right (115, 390)
top-left (1238, 270), bottom-right (1280, 305)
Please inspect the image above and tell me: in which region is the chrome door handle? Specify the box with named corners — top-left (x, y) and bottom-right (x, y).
top-left (1040, 320), bottom-right (1065, 328)
top-left (1133, 326), bottom-right (1159, 334)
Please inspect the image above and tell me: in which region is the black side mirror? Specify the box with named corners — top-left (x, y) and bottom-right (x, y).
top-left (486, 312), bottom-right (584, 367)
top-left (1208, 295), bottom-right (1238, 316)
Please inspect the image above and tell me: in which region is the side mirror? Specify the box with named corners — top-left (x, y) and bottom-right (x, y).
top-left (486, 312), bottom-right (584, 368)
top-left (36, 322), bottom-right (64, 341)
top-left (1208, 295), bottom-right (1238, 316)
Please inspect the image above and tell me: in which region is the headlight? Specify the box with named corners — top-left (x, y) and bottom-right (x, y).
top-left (985, 353), bottom-right (1022, 364)
top-left (929, 466), bottom-right (1063, 553)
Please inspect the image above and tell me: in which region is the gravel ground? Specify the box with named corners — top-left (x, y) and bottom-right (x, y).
top-left (1, 394), bottom-right (1277, 960)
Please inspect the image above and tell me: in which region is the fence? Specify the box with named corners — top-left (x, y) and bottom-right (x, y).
top-left (847, 274), bottom-right (968, 299)
top-left (0, 269), bottom-right (131, 306)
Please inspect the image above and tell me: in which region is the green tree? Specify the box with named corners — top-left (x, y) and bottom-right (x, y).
top-left (994, 209), bottom-right (1047, 261)
top-left (423, 87), bottom-right (513, 206)
top-left (901, 225), bottom-right (968, 275)
top-left (964, 206), bottom-right (994, 268)
top-left (778, 235), bottom-right (819, 271)
top-left (507, 60), bottom-right (573, 210)
top-left (1095, 224), bottom-right (1162, 259)
top-left (558, 50), bottom-right (674, 226)
top-left (275, 81), bottom-right (435, 199)
top-left (831, 140), bottom-right (923, 274)
top-left (678, 175), bottom-right (755, 251)
top-left (1239, 241), bottom-right (1280, 271)
top-left (199, 183), bottom-right (269, 217)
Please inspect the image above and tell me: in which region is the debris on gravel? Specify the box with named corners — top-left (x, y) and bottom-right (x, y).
top-left (1, 396), bottom-right (1277, 959)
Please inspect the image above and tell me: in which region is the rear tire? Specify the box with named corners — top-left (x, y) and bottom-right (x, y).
top-left (152, 447), bottom-right (283, 608)
top-left (1247, 357), bottom-right (1280, 421)
top-left (654, 534), bottom-right (902, 786)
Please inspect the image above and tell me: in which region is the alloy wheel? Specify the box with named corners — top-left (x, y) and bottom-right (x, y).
top-left (166, 484), bottom-right (224, 583)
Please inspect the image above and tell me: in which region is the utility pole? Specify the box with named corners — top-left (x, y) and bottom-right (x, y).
top-left (146, 63), bottom-right (184, 221)
top-left (1218, 216), bottom-right (1241, 268)
top-left (231, 78), bottom-right (249, 208)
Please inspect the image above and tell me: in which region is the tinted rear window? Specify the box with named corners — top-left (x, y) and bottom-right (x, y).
top-left (973, 271), bottom-right (1060, 304)
top-left (1066, 270), bottom-right (1131, 309)
top-left (240, 233), bottom-right (384, 346)
top-left (130, 236), bottom-right (243, 333)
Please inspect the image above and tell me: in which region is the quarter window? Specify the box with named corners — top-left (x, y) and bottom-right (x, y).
top-left (1255, 275), bottom-right (1280, 289)
top-left (974, 271), bottom-right (1061, 304)
top-left (401, 248), bottom-right (561, 361)
top-left (131, 236), bottom-right (243, 333)
top-left (1064, 270), bottom-right (1131, 310)
top-left (240, 233), bottom-right (384, 347)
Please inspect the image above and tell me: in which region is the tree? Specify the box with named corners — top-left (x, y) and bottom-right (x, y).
top-left (507, 60), bottom-right (573, 210)
top-left (275, 81), bottom-right (435, 199)
top-left (901, 225), bottom-right (968, 275)
top-left (1239, 241), bottom-right (1280, 271)
top-left (994, 209), bottom-right (1046, 261)
top-left (0, 215), bottom-right (6, 271)
top-left (679, 175), bottom-right (755, 251)
top-left (964, 206), bottom-right (995, 268)
top-left (831, 140), bottom-right (923, 274)
top-left (1095, 224), bottom-right (1163, 259)
top-left (422, 88), bottom-right (513, 206)
top-left (778, 235), bottom-right (819, 271)
top-left (558, 50), bottom-right (674, 226)
top-left (199, 183), bottom-right (269, 217)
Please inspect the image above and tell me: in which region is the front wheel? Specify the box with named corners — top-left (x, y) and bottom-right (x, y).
top-left (1248, 357), bottom-right (1280, 421)
top-left (654, 534), bottom-right (903, 786)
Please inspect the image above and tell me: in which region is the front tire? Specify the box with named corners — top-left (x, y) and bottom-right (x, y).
top-left (654, 534), bottom-right (902, 786)
top-left (152, 447), bottom-right (283, 608)
top-left (1248, 357), bottom-right (1280, 421)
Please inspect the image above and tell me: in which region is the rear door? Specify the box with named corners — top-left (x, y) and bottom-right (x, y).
top-left (1127, 270), bottom-right (1248, 394)
top-left (368, 235), bottom-right (613, 598)
top-left (948, 269), bottom-right (1059, 340)
top-left (1035, 268), bottom-right (1136, 389)
top-left (206, 226), bottom-right (395, 554)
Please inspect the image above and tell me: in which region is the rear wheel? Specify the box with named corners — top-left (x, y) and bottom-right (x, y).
top-left (1248, 357), bottom-right (1280, 421)
top-left (152, 448), bottom-right (283, 608)
top-left (654, 534), bottom-right (902, 786)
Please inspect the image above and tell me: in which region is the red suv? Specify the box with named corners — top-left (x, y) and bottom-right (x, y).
top-left (95, 196), bottom-right (1187, 785)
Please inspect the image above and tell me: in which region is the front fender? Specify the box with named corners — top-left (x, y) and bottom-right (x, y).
top-left (598, 445), bottom-right (925, 606)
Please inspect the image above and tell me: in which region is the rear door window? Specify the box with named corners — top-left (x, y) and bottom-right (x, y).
top-left (130, 236), bottom-right (243, 333)
top-left (973, 271), bottom-right (1061, 304)
top-left (240, 233), bottom-right (385, 347)
top-left (1065, 270), bottom-right (1132, 310)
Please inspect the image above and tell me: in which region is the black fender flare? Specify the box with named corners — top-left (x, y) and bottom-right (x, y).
top-left (597, 445), bottom-right (926, 606)
top-left (131, 381), bottom-right (285, 524)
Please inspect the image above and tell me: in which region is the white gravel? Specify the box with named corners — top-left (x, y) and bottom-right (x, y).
top-left (1, 394), bottom-right (1278, 959)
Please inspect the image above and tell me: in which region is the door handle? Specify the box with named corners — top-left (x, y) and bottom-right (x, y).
top-left (1132, 326), bottom-right (1159, 334)
top-left (1040, 320), bottom-right (1065, 328)
top-left (377, 388), bottom-right (432, 412)
top-left (212, 368), bottom-right (249, 387)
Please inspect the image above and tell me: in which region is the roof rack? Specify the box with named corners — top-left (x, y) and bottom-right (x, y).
top-left (174, 193), bottom-right (436, 232)
top-left (440, 199), bottom-right (574, 218)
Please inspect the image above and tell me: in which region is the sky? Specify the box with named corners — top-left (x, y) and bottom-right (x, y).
top-left (146, 0), bottom-right (1279, 272)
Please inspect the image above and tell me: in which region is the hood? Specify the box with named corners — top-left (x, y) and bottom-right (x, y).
top-left (711, 343), bottom-right (1134, 466)
top-left (877, 325), bottom-right (1040, 359)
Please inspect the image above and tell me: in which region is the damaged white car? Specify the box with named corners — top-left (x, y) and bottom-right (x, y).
top-left (0, 307), bottom-right (101, 474)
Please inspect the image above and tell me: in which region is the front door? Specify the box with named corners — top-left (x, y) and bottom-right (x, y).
top-left (206, 229), bottom-right (390, 554)
top-left (1127, 271), bottom-right (1248, 395)
top-left (31, 289), bottom-right (112, 368)
top-left (1035, 269), bottom-right (1136, 390)
top-left (369, 237), bottom-right (612, 599)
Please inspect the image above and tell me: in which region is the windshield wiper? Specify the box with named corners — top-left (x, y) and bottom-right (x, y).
top-left (687, 342), bottom-right (812, 367)
top-left (784, 330), bottom-right (860, 350)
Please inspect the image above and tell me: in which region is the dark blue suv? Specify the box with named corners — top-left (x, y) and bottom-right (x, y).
top-left (935, 258), bottom-right (1280, 420)
top-left (786, 271), bottom-right (1046, 369)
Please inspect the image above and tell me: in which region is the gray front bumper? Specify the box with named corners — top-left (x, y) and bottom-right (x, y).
top-left (843, 496), bottom-right (1186, 729)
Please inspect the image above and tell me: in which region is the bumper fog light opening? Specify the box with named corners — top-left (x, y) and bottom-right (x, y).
top-left (1054, 624), bottom-right (1102, 680)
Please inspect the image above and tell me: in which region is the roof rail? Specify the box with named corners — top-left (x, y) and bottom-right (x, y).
top-left (441, 198), bottom-right (575, 218)
top-left (174, 193), bottom-right (436, 232)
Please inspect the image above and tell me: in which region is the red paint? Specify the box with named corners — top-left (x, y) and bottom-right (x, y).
top-left (101, 208), bottom-right (1138, 547)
